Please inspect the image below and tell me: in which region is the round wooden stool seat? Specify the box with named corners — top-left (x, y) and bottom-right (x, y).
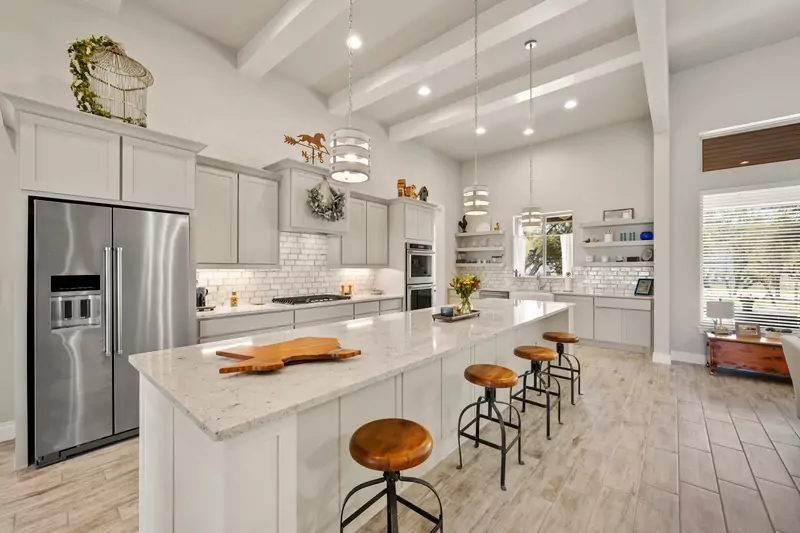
top-left (464, 364), bottom-right (519, 389)
top-left (349, 418), bottom-right (433, 472)
top-left (514, 345), bottom-right (558, 362)
top-left (543, 331), bottom-right (579, 344)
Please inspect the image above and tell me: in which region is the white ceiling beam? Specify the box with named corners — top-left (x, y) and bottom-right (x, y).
top-left (389, 35), bottom-right (641, 142)
top-left (328, 0), bottom-right (589, 115)
top-left (633, 0), bottom-right (669, 133)
top-left (237, 0), bottom-right (347, 78)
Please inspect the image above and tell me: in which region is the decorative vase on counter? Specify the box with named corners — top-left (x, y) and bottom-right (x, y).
top-left (450, 274), bottom-right (480, 315)
top-left (460, 294), bottom-right (473, 314)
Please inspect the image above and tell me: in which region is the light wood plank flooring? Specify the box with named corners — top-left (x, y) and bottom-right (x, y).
top-left (0, 346), bottom-right (797, 532)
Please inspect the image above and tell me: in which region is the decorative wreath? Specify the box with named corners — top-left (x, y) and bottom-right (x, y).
top-left (307, 181), bottom-right (346, 222)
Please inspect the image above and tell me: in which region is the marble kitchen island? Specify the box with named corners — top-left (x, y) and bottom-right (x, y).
top-left (130, 299), bottom-right (572, 533)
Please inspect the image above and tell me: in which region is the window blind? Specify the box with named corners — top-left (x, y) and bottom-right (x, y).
top-left (701, 185), bottom-right (800, 330)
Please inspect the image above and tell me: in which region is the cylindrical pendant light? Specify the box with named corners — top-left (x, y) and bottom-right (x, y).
top-left (464, 0), bottom-right (488, 216)
top-left (519, 39), bottom-right (541, 229)
top-left (330, 0), bottom-right (370, 183)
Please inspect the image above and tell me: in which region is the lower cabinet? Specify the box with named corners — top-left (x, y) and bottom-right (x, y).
top-left (593, 297), bottom-right (652, 348)
top-left (594, 307), bottom-right (623, 343)
top-left (622, 309), bottom-right (652, 347)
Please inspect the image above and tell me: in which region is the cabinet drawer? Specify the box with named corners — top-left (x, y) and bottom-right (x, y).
top-left (200, 325), bottom-right (293, 344)
top-left (199, 311), bottom-right (294, 339)
top-left (354, 301), bottom-right (380, 316)
top-left (594, 297), bottom-right (651, 311)
top-left (295, 304), bottom-right (354, 325)
top-left (379, 299), bottom-right (403, 312)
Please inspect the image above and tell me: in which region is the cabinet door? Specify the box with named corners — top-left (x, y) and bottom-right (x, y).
top-left (594, 307), bottom-right (622, 343)
top-left (195, 166), bottom-right (238, 264)
top-left (404, 204), bottom-right (418, 240)
top-left (122, 137), bottom-right (195, 209)
top-left (416, 207), bottom-right (434, 242)
top-left (238, 175), bottom-right (279, 265)
top-left (287, 169), bottom-right (349, 234)
top-left (623, 310), bottom-right (652, 347)
top-left (366, 202), bottom-right (388, 265)
top-left (341, 198), bottom-right (367, 265)
top-left (19, 114), bottom-right (121, 200)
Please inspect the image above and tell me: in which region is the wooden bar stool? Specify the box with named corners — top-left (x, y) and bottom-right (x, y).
top-left (456, 364), bottom-right (524, 490)
top-left (340, 418), bottom-right (444, 532)
top-left (543, 331), bottom-right (582, 405)
top-left (511, 346), bottom-right (562, 439)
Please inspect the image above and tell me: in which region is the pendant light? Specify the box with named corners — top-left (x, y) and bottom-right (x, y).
top-left (463, 0), bottom-right (489, 216)
top-left (519, 39), bottom-right (542, 229)
top-left (330, 0), bottom-right (370, 183)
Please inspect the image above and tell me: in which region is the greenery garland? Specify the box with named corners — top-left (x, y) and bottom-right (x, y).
top-left (307, 181), bottom-right (346, 222)
top-left (67, 35), bottom-right (146, 127)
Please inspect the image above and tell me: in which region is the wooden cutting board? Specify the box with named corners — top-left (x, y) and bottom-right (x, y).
top-left (216, 337), bottom-right (361, 374)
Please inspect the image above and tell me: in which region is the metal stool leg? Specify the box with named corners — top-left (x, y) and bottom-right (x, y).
top-left (487, 390), bottom-right (508, 491)
top-left (456, 397), bottom-right (483, 469)
top-left (386, 475), bottom-right (399, 533)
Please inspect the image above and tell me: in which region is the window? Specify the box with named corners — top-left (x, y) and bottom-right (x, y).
top-left (515, 212), bottom-right (573, 276)
top-left (701, 185), bottom-right (800, 330)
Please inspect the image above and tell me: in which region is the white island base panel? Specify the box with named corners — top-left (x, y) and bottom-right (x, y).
top-left (139, 310), bottom-right (569, 533)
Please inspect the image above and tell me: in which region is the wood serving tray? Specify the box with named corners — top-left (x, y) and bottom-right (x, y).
top-left (432, 310), bottom-right (481, 322)
top-left (216, 337), bottom-right (361, 374)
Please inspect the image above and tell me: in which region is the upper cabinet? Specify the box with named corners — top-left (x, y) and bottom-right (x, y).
top-left (341, 198), bottom-right (368, 265)
top-left (195, 166), bottom-right (238, 264)
top-left (393, 200), bottom-right (435, 243)
top-left (328, 196), bottom-right (388, 268)
top-left (366, 202), bottom-right (389, 265)
top-left (122, 137), bottom-right (196, 209)
top-left (265, 159), bottom-right (349, 235)
top-left (17, 114), bottom-right (121, 201)
top-left (195, 157), bottom-right (280, 267)
top-left (0, 93), bottom-right (205, 209)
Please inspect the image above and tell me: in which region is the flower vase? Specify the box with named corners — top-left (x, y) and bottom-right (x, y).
top-left (460, 294), bottom-right (473, 314)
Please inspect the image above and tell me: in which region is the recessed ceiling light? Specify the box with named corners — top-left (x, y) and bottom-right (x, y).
top-left (523, 128), bottom-right (534, 136)
top-left (346, 34), bottom-right (362, 49)
top-left (564, 100), bottom-right (578, 110)
top-left (475, 126), bottom-right (486, 135)
top-left (740, 160), bottom-right (750, 165)
top-left (418, 85), bottom-right (432, 97)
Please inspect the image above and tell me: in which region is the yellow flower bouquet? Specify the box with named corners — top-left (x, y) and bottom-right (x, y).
top-left (450, 274), bottom-right (481, 314)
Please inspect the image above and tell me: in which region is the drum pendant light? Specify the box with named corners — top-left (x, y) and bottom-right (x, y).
top-left (520, 39), bottom-right (542, 228)
top-left (330, 0), bottom-right (370, 183)
top-left (463, 0), bottom-right (489, 216)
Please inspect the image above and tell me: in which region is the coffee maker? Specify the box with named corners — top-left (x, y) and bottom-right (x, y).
top-left (196, 286), bottom-right (209, 309)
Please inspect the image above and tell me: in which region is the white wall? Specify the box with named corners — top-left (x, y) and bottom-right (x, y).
top-left (0, 0), bottom-right (461, 428)
top-left (460, 120), bottom-right (654, 265)
top-left (670, 36), bottom-right (800, 358)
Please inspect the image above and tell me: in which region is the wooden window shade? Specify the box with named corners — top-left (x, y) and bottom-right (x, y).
top-left (702, 122), bottom-right (800, 172)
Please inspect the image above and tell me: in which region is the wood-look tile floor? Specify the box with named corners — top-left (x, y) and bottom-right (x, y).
top-left (0, 346), bottom-right (797, 533)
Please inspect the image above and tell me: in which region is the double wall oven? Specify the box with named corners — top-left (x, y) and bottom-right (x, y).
top-left (406, 243), bottom-right (435, 310)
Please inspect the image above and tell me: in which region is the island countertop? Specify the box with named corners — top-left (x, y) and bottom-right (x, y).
top-left (130, 299), bottom-right (571, 441)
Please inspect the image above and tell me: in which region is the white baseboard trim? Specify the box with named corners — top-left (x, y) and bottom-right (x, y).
top-left (0, 421), bottom-right (14, 443)
top-left (671, 351), bottom-right (707, 366)
top-left (652, 351), bottom-right (672, 365)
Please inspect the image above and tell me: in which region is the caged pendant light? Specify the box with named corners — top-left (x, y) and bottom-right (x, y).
top-left (519, 39), bottom-right (542, 229)
top-left (463, 0), bottom-right (489, 216)
top-left (330, 0), bottom-right (371, 183)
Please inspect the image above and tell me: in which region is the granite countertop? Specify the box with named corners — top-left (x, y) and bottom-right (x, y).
top-left (131, 299), bottom-right (572, 441)
top-left (197, 293), bottom-right (405, 320)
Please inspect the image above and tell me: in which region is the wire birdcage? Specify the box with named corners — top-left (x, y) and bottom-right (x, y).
top-left (88, 41), bottom-right (154, 127)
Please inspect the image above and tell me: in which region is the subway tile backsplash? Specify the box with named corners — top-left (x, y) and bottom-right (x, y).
top-left (458, 265), bottom-right (655, 297)
top-left (197, 232), bottom-right (378, 306)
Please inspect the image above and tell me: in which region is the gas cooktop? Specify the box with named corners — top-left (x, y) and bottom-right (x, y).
top-left (272, 294), bottom-right (352, 305)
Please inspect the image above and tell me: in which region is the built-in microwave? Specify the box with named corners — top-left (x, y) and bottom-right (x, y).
top-left (406, 243), bottom-right (434, 285)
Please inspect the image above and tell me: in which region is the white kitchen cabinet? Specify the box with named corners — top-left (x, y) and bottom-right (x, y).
top-left (341, 198), bottom-right (367, 265)
top-left (403, 203), bottom-right (435, 243)
top-left (622, 310), bottom-right (652, 347)
top-left (18, 114), bottom-right (121, 200)
top-left (366, 202), bottom-right (388, 265)
top-left (594, 306), bottom-right (623, 343)
top-left (238, 175), bottom-right (279, 265)
top-left (122, 136), bottom-right (196, 209)
top-left (268, 160), bottom-right (349, 235)
top-left (554, 294), bottom-right (594, 340)
top-left (379, 298), bottom-right (403, 314)
top-left (195, 166), bottom-right (238, 264)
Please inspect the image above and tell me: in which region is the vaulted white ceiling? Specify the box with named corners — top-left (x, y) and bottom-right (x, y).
top-left (137, 0), bottom-right (800, 160)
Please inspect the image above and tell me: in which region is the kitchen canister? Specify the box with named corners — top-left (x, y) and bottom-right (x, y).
top-left (604, 231), bottom-right (613, 242)
top-left (601, 255), bottom-right (610, 263)
top-left (585, 254), bottom-right (595, 263)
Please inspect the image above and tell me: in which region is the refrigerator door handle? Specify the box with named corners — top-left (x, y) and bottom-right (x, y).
top-left (103, 246), bottom-right (113, 356)
top-left (114, 246), bottom-right (123, 355)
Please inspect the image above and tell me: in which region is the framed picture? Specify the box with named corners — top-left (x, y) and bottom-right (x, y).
top-left (603, 208), bottom-right (634, 221)
top-left (735, 322), bottom-right (761, 338)
top-left (634, 278), bottom-right (654, 296)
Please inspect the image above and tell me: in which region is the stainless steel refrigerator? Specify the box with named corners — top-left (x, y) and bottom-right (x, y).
top-left (30, 199), bottom-right (193, 466)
